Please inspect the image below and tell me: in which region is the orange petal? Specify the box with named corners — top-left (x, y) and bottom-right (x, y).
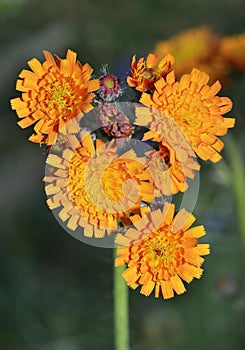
top-left (170, 275), bottom-right (186, 295)
top-left (161, 280), bottom-right (174, 299)
top-left (28, 58), bottom-right (46, 77)
top-left (146, 53), bottom-right (158, 68)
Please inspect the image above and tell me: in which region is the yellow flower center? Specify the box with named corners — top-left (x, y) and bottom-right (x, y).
top-left (67, 146), bottom-right (150, 226)
top-left (104, 77), bottom-right (115, 89)
top-left (46, 81), bottom-right (72, 111)
top-left (102, 159), bottom-right (130, 201)
top-left (142, 227), bottom-right (184, 277)
top-left (161, 90), bottom-right (204, 140)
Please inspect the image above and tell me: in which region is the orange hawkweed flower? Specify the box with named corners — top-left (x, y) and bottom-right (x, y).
top-left (44, 132), bottom-right (153, 237)
top-left (145, 139), bottom-right (200, 196)
top-left (140, 69), bottom-right (235, 162)
top-left (10, 50), bottom-right (99, 145)
top-left (220, 33), bottom-right (245, 71)
top-left (127, 53), bottom-right (174, 93)
top-left (135, 107), bottom-right (200, 195)
top-left (115, 202), bottom-right (210, 299)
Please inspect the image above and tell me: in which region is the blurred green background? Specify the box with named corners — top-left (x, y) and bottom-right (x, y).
top-left (0, 0), bottom-right (244, 349)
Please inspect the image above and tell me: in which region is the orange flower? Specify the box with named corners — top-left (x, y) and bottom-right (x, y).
top-left (135, 108), bottom-right (200, 195)
top-left (127, 53), bottom-right (174, 92)
top-left (220, 33), bottom-right (245, 71)
top-left (145, 139), bottom-right (200, 196)
top-left (140, 69), bottom-right (235, 162)
top-left (44, 132), bottom-right (153, 237)
top-left (10, 50), bottom-right (99, 145)
top-left (115, 202), bottom-right (210, 299)
top-left (154, 26), bottom-right (229, 83)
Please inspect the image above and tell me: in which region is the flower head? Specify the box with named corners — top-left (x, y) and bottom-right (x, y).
top-left (98, 102), bottom-right (132, 138)
top-left (44, 132), bottom-right (153, 237)
top-left (115, 203), bottom-right (210, 299)
top-left (99, 73), bottom-right (122, 102)
top-left (140, 69), bottom-right (235, 162)
top-left (145, 139), bottom-right (200, 196)
top-left (10, 50), bottom-right (99, 145)
top-left (127, 53), bottom-right (174, 93)
top-left (135, 107), bottom-right (200, 195)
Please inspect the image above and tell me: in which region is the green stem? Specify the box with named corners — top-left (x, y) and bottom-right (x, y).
top-left (225, 136), bottom-right (245, 248)
top-left (113, 249), bottom-right (129, 350)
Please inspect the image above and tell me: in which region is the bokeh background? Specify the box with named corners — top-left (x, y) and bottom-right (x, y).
top-left (0, 0), bottom-right (244, 349)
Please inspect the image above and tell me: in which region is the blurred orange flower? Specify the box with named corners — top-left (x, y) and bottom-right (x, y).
top-left (115, 202), bottom-right (210, 299)
top-left (154, 26), bottom-right (229, 83)
top-left (220, 32), bottom-right (245, 70)
top-left (10, 50), bottom-right (99, 145)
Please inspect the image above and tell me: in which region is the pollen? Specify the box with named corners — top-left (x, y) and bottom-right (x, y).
top-left (45, 82), bottom-right (72, 114)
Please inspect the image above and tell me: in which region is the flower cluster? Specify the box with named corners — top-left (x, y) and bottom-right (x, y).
top-left (10, 45), bottom-right (235, 299)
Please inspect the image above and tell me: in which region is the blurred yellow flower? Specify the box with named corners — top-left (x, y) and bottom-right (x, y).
top-left (44, 132), bottom-right (153, 237)
top-left (115, 202), bottom-right (210, 299)
top-left (154, 26), bottom-right (229, 83)
top-left (10, 50), bottom-right (99, 145)
top-left (140, 68), bottom-right (235, 162)
top-left (220, 32), bottom-right (245, 70)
